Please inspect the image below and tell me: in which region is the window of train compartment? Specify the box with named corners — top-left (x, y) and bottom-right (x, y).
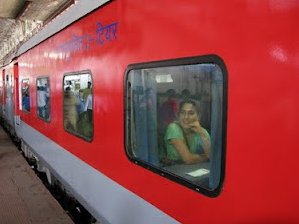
top-left (125, 55), bottom-right (227, 197)
top-left (63, 71), bottom-right (93, 141)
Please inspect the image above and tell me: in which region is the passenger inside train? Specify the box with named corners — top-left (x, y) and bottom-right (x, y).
top-left (126, 59), bottom-right (224, 190)
top-left (21, 79), bottom-right (30, 112)
top-left (63, 86), bottom-right (78, 132)
top-left (37, 77), bottom-right (50, 121)
top-left (159, 89), bottom-right (178, 131)
top-left (164, 99), bottom-right (211, 165)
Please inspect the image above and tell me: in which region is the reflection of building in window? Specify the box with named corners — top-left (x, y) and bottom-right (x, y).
top-left (126, 58), bottom-right (226, 195)
top-left (63, 72), bottom-right (93, 140)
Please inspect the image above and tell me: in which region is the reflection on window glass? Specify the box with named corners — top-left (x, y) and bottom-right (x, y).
top-left (37, 77), bottom-right (50, 121)
top-left (63, 72), bottom-right (93, 140)
top-left (21, 79), bottom-right (30, 112)
top-left (126, 57), bottom-right (226, 195)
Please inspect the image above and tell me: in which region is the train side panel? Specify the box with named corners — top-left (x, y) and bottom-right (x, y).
top-left (9, 0), bottom-right (299, 223)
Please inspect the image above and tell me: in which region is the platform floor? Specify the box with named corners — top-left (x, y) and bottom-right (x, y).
top-left (0, 126), bottom-right (74, 224)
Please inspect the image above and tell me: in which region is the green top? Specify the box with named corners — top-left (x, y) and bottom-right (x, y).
top-left (82, 88), bottom-right (92, 100)
top-left (164, 122), bottom-right (209, 162)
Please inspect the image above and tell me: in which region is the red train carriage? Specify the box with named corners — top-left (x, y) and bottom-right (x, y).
top-left (1, 0), bottom-right (299, 223)
top-left (0, 62), bottom-right (19, 137)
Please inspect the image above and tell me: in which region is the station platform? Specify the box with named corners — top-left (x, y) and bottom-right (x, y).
top-left (0, 126), bottom-right (74, 224)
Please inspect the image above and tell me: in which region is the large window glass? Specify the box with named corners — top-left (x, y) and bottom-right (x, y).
top-left (37, 77), bottom-right (50, 121)
top-left (21, 79), bottom-right (30, 112)
top-left (63, 71), bottom-right (93, 141)
top-left (125, 56), bottom-right (226, 196)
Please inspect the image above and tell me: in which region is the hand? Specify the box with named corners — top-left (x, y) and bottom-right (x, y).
top-left (189, 120), bottom-right (202, 133)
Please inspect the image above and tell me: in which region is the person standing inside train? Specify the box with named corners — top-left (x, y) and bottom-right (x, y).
top-left (159, 89), bottom-right (178, 130)
top-left (22, 92), bottom-right (30, 112)
top-left (83, 93), bottom-right (92, 122)
top-left (164, 99), bottom-right (211, 164)
top-left (63, 87), bottom-right (78, 132)
top-left (82, 81), bottom-right (92, 101)
top-left (82, 81), bottom-right (93, 123)
top-left (37, 86), bottom-right (49, 119)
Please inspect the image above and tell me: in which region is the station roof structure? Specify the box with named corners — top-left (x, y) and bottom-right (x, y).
top-left (0, 0), bottom-right (76, 66)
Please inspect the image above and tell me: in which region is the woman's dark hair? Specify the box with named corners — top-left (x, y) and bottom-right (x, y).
top-left (179, 99), bottom-right (200, 114)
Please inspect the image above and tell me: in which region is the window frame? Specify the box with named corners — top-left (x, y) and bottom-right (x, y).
top-left (62, 70), bottom-right (94, 142)
top-left (124, 55), bottom-right (227, 197)
top-left (36, 76), bottom-right (51, 122)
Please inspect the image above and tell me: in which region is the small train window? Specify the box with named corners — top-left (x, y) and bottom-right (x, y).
top-left (36, 77), bottom-right (50, 121)
top-left (125, 55), bottom-right (227, 197)
top-left (21, 79), bottom-right (30, 112)
top-left (63, 71), bottom-right (93, 141)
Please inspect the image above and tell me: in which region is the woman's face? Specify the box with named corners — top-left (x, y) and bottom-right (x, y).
top-left (179, 103), bottom-right (199, 130)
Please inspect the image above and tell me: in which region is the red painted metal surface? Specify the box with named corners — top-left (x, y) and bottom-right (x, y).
top-left (2, 0), bottom-right (299, 223)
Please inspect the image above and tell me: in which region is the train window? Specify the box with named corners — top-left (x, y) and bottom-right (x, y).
top-left (125, 56), bottom-right (227, 197)
top-left (36, 77), bottom-right (50, 121)
top-left (21, 79), bottom-right (30, 112)
top-left (63, 71), bottom-right (93, 141)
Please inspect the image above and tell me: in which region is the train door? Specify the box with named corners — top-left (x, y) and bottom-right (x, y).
top-left (4, 67), bottom-right (15, 134)
top-left (0, 70), bottom-right (4, 119)
top-left (0, 69), bottom-right (5, 120)
top-left (2, 69), bottom-right (6, 119)
top-left (14, 63), bottom-right (20, 126)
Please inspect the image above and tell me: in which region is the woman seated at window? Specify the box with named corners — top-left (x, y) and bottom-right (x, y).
top-left (164, 99), bottom-right (211, 165)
